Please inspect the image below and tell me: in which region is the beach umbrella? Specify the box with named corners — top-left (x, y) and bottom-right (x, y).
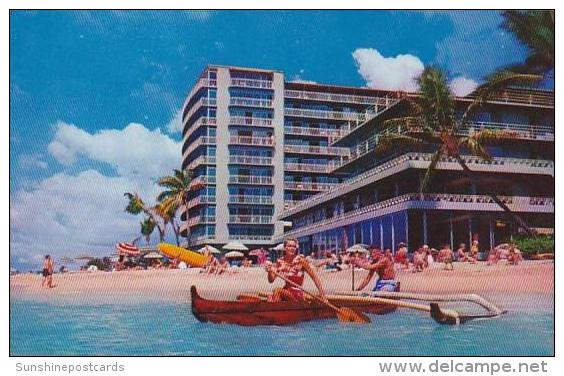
top-left (225, 251), bottom-right (245, 258)
top-left (346, 244), bottom-right (370, 254)
top-left (197, 245), bottom-right (221, 254)
top-left (143, 252), bottom-right (164, 259)
top-left (116, 242), bottom-right (141, 256)
top-left (223, 241), bottom-right (248, 251)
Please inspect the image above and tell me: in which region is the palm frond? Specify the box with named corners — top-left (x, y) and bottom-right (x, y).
top-left (124, 192), bottom-right (145, 215)
top-left (460, 70), bottom-right (542, 126)
top-left (502, 10), bottom-right (554, 72)
top-left (375, 133), bottom-right (427, 155)
top-left (468, 128), bottom-right (518, 144)
top-left (416, 66), bottom-right (456, 132)
top-left (381, 117), bottom-right (425, 133)
top-left (459, 137), bottom-right (492, 162)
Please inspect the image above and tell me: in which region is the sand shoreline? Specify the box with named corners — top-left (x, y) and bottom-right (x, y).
top-left (10, 261), bottom-right (554, 311)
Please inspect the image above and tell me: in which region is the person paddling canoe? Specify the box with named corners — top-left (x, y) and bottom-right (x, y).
top-left (354, 247), bottom-right (398, 292)
top-left (265, 237), bottom-right (327, 302)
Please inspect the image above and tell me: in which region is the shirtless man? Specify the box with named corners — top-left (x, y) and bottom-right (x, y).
top-left (456, 243), bottom-right (468, 262)
top-left (394, 243), bottom-right (410, 270)
top-left (354, 248), bottom-right (398, 292)
top-left (439, 244), bottom-right (454, 270)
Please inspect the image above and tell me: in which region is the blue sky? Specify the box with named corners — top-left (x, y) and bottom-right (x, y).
top-left (10, 10), bottom-right (532, 270)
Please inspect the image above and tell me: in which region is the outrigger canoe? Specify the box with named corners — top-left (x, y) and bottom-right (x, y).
top-left (190, 285), bottom-right (398, 326)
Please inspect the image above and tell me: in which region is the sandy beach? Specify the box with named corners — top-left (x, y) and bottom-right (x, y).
top-left (10, 260), bottom-right (554, 312)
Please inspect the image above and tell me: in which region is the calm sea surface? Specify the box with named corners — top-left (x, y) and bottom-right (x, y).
top-left (10, 299), bottom-right (553, 356)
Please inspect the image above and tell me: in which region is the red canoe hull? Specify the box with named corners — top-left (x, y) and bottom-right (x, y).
top-left (190, 286), bottom-right (398, 326)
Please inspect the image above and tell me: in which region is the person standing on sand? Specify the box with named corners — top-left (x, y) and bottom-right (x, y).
top-left (41, 255), bottom-right (55, 288)
top-left (265, 237), bottom-right (327, 302)
top-left (439, 244), bottom-right (454, 271)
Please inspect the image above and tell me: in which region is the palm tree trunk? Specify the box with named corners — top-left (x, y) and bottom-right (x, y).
top-left (454, 155), bottom-right (535, 236)
top-left (170, 219), bottom-right (180, 245)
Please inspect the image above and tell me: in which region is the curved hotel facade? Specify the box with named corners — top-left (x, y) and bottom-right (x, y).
top-left (181, 65), bottom-right (554, 252)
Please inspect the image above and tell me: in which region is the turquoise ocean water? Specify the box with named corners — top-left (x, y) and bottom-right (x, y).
top-left (10, 299), bottom-right (553, 356)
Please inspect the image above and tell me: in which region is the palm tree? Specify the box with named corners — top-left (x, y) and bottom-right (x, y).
top-left (157, 169), bottom-right (192, 241)
top-left (376, 66), bottom-right (541, 235)
top-left (124, 192), bottom-right (166, 242)
top-left (501, 10), bottom-right (554, 74)
top-left (140, 217), bottom-right (157, 244)
top-left (154, 202), bottom-right (180, 246)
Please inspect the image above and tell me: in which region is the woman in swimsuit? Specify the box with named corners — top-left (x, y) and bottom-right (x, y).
top-left (42, 255), bottom-right (54, 288)
top-left (265, 237), bottom-right (327, 302)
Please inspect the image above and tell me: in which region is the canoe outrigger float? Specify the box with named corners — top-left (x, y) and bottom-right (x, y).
top-left (190, 286), bottom-right (505, 326)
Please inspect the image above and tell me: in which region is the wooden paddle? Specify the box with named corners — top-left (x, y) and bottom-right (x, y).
top-left (269, 269), bottom-right (371, 324)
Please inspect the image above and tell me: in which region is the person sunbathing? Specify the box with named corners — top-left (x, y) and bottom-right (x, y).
top-left (457, 243), bottom-right (469, 262)
top-left (215, 256), bottom-right (229, 275)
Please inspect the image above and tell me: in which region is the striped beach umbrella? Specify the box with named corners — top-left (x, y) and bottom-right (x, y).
top-left (116, 242), bottom-right (141, 256)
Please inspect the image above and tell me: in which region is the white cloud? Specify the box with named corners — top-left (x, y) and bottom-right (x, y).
top-left (352, 48), bottom-right (424, 91)
top-left (10, 169), bottom-right (165, 269)
top-left (47, 122), bottom-right (181, 181)
top-left (165, 109), bottom-right (183, 134)
top-left (18, 153), bottom-right (48, 170)
top-left (449, 76), bottom-right (479, 97)
top-left (9, 121), bottom-right (184, 270)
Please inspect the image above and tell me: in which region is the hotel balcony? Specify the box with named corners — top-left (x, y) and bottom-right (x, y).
top-left (282, 152), bottom-right (554, 219)
top-left (184, 97), bottom-right (217, 123)
top-left (463, 88), bottom-right (554, 108)
top-left (284, 108), bottom-right (367, 122)
top-left (332, 98), bottom-right (402, 144)
top-left (183, 116), bottom-right (216, 140)
top-left (229, 116), bottom-right (273, 127)
top-left (284, 200), bottom-right (300, 210)
top-left (284, 144), bottom-right (350, 156)
top-left (330, 121), bottom-right (555, 172)
top-left (228, 215), bottom-right (273, 224)
top-left (229, 97), bottom-right (273, 108)
top-left (189, 175), bottom-right (216, 190)
top-left (229, 135), bottom-right (275, 147)
top-left (180, 195), bottom-right (215, 216)
top-left (228, 195), bottom-right (273, 205)
top-left (182, 136), bottom-right (217, 162)
top-left (230, 78), bottom-right (273, 89)
top-left (228, 175), bottom-right (273, 185)
top-left (186, 77), bottom-right (217, 104)
top-left (180, 218), bottom-right (216, 237)
top-left (187, 215), bottom-right (216, 227)
top-left (283, 194), bottom-right (554, 239)
top-left (188, 235), bottom-right (217, 244)
top-left (461, 121), bottom-right (554, 141)
top-left (186, 155), bottom-right (216, 171)
top-left (228, 155), bottom-right (273, 166)
top-left (284, 181), bottom-right (338, 191)
top-left (284, 89), bottom-right (381, 105)
top-left (284, 162), bottom-right (329, 173)
top-left (228, 234), bottom-right (273, 242)
top-left (283, 126), bottom-right (342, 142)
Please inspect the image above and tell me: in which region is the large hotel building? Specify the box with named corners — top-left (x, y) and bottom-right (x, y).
top-left (180, 65), bottom-right (554, 253)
